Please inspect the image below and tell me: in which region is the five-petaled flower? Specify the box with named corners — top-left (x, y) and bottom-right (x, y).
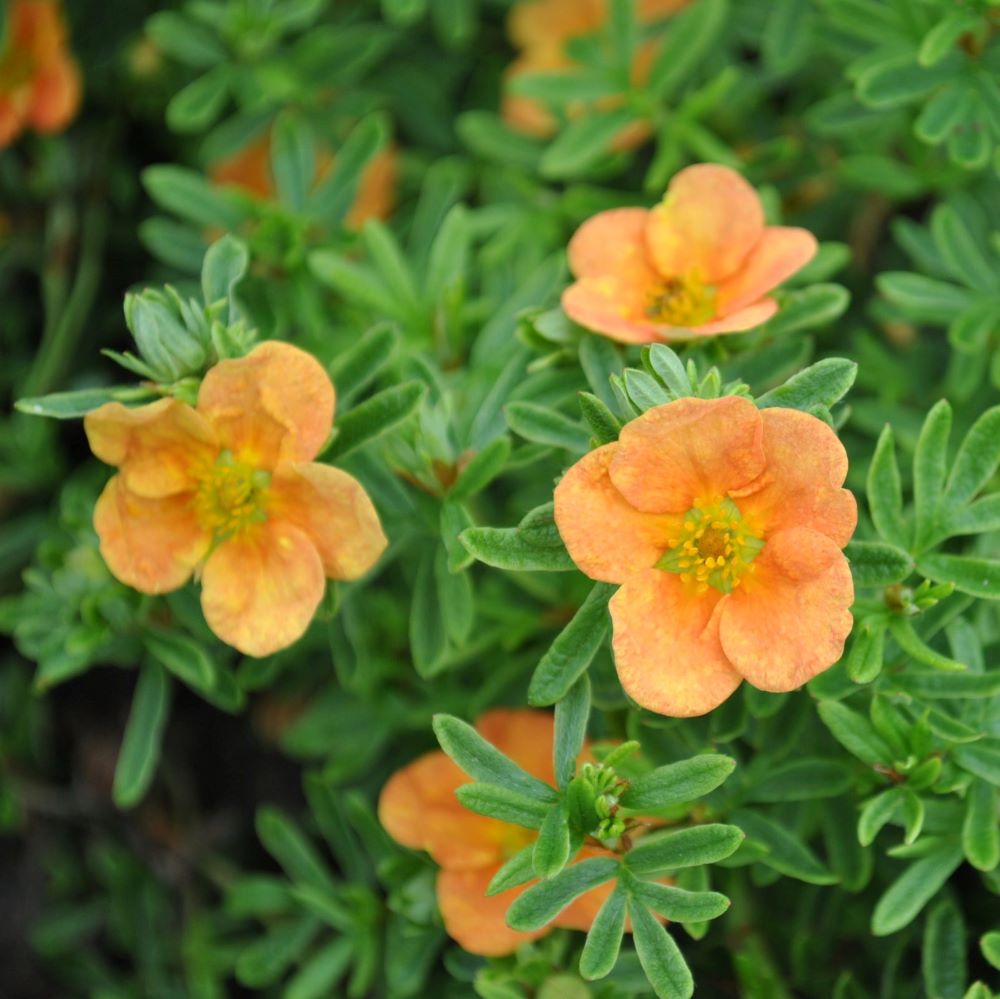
top-left (0, 0), bottom-right (81, 148)
top-left (562, 164), bottom-right (818, 344)
top-left (554, 395), bottom-right (856, 717)
top-left (379, 709), bottom-right (619, 956)
top-left (84, 341), bottom-right (387, 657)
top-left (210, 131), bottom-right (397, 231)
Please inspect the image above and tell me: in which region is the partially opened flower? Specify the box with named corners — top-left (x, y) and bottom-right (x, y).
top-left (378, 709), bottom-right (616, 956)
top-left (0, 0), bottom-right (81, 148)
top-left (562, 164), bottom-right (818, 343)
top-left (84, 341), bottom-right (387, 657)
top-left (554, 395), bottom-right (856, 717)
top-left (503, 0), bottom-right (690, 148)
top-left (210, 131), bottom-right (397, 230)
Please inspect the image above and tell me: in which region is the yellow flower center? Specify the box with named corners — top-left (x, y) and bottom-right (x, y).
top-left (656, 497), bottom-right (764, 593)
top-left (645, 273), bottom-right (717, 326)
top-left (194, 451), bottom-right (270, 539)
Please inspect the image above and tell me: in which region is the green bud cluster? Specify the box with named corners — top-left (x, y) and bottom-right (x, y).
top-left (886, 579), bottom-right (956, 615)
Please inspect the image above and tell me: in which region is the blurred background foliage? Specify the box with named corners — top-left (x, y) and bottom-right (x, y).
top-left (1, 0), bottom-right (999, 996)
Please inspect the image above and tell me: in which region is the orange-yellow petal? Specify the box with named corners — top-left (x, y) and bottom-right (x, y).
top-left (610, 569), bottom-right (742, 717)
top-left (209, 132), bottom-right (272, 199)
top-left (646, 165), bottom-right (765, 283)
top-left (737, 408), bottom-right (857, 547)
top-left (715, 227), bottom-right (817, 315)
top-left (344, 147), bottom-right (398, 230)
top-left (200, 520), bottom-right (325, 657)
top-left (477, 709), bottom-right (561, 786)
top-left (719, 527), bottom-right (854, 692)
top-left (197, 341), bottom-right (335, 469)
top-left (378, 750), bottom-right (509, 869)
top-left (562, 274), bottom-right (671, 344)
top-left (438, 867), bottom-right (543, 956)
top-left (94, 476), bottom-right (210, 594)
top-left (609, 396), bottom-right (766, 514)
top-left (84, 398), bottom-right (218, 499)
top-left (567, 207), bottom-right (655, 280)
top-left (554, 444), bottom-right (680, 583)
top-left (28, 54), bottom-right (80, 132)
top-left (268, 462), bottom-right (387, 580)
top-left (685, 298), bottom-right (778, 336)
top-left (507, 0), bottom-right (603, 49)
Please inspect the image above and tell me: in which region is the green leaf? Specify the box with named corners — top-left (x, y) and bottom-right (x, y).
top-left (932, 205), bottom-right (997, 292)
top-left (362, 220), bottom-right (421, 312)
top-left (146, 11), bottom-right (226, 66)
top-left (867, 425), bottom-right (909, 549)
top-left (945, 406), bottom-right (1000, 508)
top-left (16, 384), bottom-right (157, 419)
top-left (919, 11), bottom-right (979, 67)
top-left (326, 381), bottom-right (424, 461)
top-left (858, 788), bottom-right (903, 847)
top-left (871, 842), bottom-right (964, 936)
top-left (981, 931), bottom-right (1000, 971)
top-left (539, 108), bottom-right (638, 179)
top-left (271, 112), bottom-right (317, 212)
top-left (757, 357), bottom-right (857, 412)
top-left (201, 234), bottom-right (249, 316)
top-left (629, 899), bottom-right (694, 999)
top-left (235, 915), bottom-right (321, 988)
top-left (554, 676), bottom-right (591, 789)
top-left (166, 66), bottom-right (229, 133)
top-left (887, 617), bottom-right (966, 672)
top-left (143, 165), bottom-right (249, 231)
top-left (505, 402), bottom-right (590, 452)
top-left (916, 83), bottom-right (970, 145)
top-left (649, 0), bottom-right (729, 99)
top-left (962, 779), bottom-right (999, 872)
top-left (626, 824), bottom-right (745, 874)
top-left (578, 391), bottom-right (623, 445)
top-left (630, 880), bottom-right (730, 922)
top-left (917, 554), bottom-right (1000, 599)
top-left (817, 700), bottom-right (893, 766)
top-left (309, 113), bottom-right (388, 226)
top-left (579, 884), bottom-right (627, 981)
top-left (922, 898), bottom-right (967, 999)
top-left (746, 758), bottom-right (853, 803)
top-left (410, 548), bottom-right (448, 678)
top-left (285, 939), bottom-right (354, 999)
top-left (620, 755), bottom-right (736, 812)
top-left (845, 621), bottom-right (887, 684)
top-left (112, 663), bottom-right (172, 809)
top-left (646, 344), bottom-right (692, 397)
top-left (732, 810), bottom-right (837, 885)
top-left (762, 284), bottom-right (850, 337)
top-left (327, 321), bottom-right (399, 402)
top-left (528, 583), bottom-right (613, 705)
top-left (506, 857), bottom-right (620, 931)
top-left (913, 400), bottom-right (952, 552)
top-left (256, 806), bottom-right (337, 892)
top-left (487, 844), bottom-right (536, 895)
top-left (953, 741), bottom-right (1000, 785)
top-left (895, 670), bottom-right (1000, 700)
top-left (624, 368), bottom-right (671, 411)
top-left (456, 783), bottom-right (552, 829)
top-left (856, 53), bottom-right (954, 109)
top-left (532, 802), bottom-right (572, 878)
top-left (845, 541), bottom-right (914, 586)
top-left (432, 714), bottom-right (558, 801)
top-left (462, 504), bottom-right (577, 572)
top-left (877, 273), bottom-right (972, 323)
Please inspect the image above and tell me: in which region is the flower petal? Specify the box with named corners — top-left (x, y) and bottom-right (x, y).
top-left (719, 527), bottom-right (853, 692)
top-left (646, 164), bottom-right (765, 283)
top-left (716, 227), bottom-right (818, 314)
top-left (28, 55), bottom-right (81, 132)
top-left (737, 408), bottom-right (857, 546)
top-left (268, 462), bottom-right (387, 580)
top-left (685, 298), bottom-right (778, 336)
top-left (345, 147), bottom-right (397, 230)
top-left (562, 275), bottom-right (668, 343)
top-left (567, 207), bottom-right (654, 280)
top-left (476, 709), bottom-right (562, 785)
top-left (609, 395), bottom-right (766, 514)
top-left (554, 444), bottom-right (680, 583)
top-left (200, 520), bottom-right (325, 656)
top-left (437, 867), bottom-right (542, 956)
top-left (610, 569), bottom-right (742, 717)
top-left (85, 398), bottom-right (217, 499)
top-left (507, 0), bottom-right (603, 49)
top-left (94, 476), bottom-right (210, 594)
top-left (378, 751), bottom-right (508, 868)
top-left (197, 341), bottom-right (335, 469)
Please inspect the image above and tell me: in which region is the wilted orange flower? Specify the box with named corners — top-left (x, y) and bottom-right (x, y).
top-left (503, 0), bottom-right (689, 147)
top-left (562, 164), bottom-right (818, 343)
top-left (379, 709), bottom-right (618, 956)
top-left (0, 0), bottom-right (81, 148)
top-left (554, 395), bottom-right (856, 717)
top-left (209, 132), bottom-right (397, 230)
top-left (84, 342), bottom-right (387, 657)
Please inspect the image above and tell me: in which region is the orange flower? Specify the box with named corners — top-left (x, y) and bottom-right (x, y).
top-left (209, 132), bottom-right (397, 230)
top-left (379, 709), bottom-right (618, 956)
top-left (84, 342), bottom-right (387, 657)
top-left (562, 164), bottom-right (818, 343)
top-left (503, 0), bottom-right (689, 147)
top-left (0, 0), bottom-right (81, 148)
top-left (554, 395), bottom-right (856, 717)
